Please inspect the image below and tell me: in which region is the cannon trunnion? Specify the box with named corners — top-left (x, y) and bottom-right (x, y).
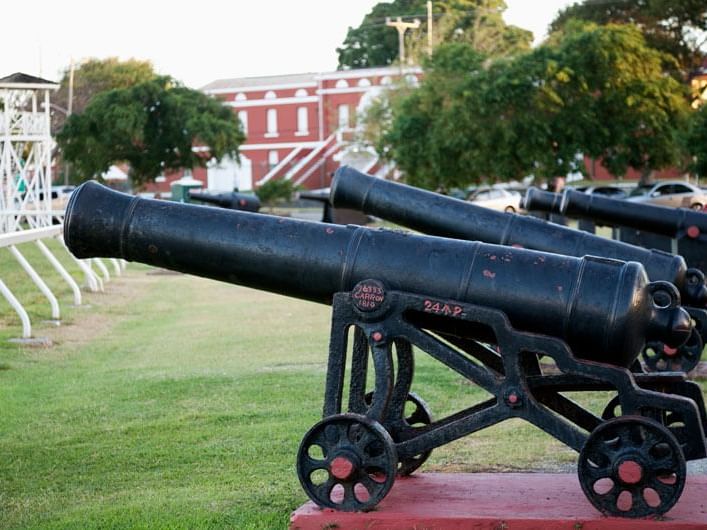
top-left (64, 181), bottom-right (707, 518)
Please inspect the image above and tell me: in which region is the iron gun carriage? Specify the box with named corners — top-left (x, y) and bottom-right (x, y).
top-left (64, 181), bottom-right (707, 517)
top-left (330, 167), bottom-right (707, 373)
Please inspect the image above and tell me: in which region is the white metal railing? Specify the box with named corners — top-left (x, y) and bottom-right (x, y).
top-left (0, 224), bottom-right (123, 339)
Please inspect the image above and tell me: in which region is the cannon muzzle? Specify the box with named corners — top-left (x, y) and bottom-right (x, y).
top-left (523, 187), bottom-right (563, 214)
top-left (522, 187), bottom-right (563, 213)
top-left (189, 190), bottom-right (260, 212)
top-left (65, 181), bottom-right (692, 367)
top-left (330, 167), bottom-right (705, 308)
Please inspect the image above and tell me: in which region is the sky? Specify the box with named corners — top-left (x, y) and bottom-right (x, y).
top-left (1, 0), bottom-right (576, 89)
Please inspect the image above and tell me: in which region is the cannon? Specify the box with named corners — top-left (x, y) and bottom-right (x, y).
top-left (297, 189), bottom-right (369, 225)
top-left (330, 167), bottom-right (707, 373)
top-left (188, 190), bottom-right (261, 212)
top-left (525, 187), bottom-right (707, 273)
top-left (64, 181), bottom-right (707, 517)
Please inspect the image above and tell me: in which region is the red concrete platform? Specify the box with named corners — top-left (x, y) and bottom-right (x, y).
top-left (290, 473), bottom-right (707, 530)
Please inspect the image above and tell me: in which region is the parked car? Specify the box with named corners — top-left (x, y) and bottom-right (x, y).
top-left (627, 181), bottom-right (707, 210)
top-left (35, 185), bottom-right (76, 224)
top-left (467, 188), bottom-right (523, 213)
top-left (575, 185), bottom-right (629, 199)
top-left (50, 185), bottom-right (76, 211)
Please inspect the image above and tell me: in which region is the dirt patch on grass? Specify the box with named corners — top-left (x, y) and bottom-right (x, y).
top-left (19, 270), bottom-right (159, 358)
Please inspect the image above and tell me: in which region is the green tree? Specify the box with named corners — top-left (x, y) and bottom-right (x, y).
top-left (549, 0), bottom-right (707, 76)
top-left (255, 179), bottom-right (299, 212)
top-left (384, 42), bottom-right (489, 189)
top-left (52, 58), bottom-right (157, 132)
top-left (686, 105), bottom-right (707, 178)
top-left (548, 22), bottom-right (689, 181)
top-left (432, 0), bottom-right (533, 57)
top-left (58, 77), bottom-right (244, 187)
top-left (338, 0), bottom-right (427, 69)
top-left (384, 23), bottom-right (690, 189)
top-left (337, 0), bottom-right (531, 69)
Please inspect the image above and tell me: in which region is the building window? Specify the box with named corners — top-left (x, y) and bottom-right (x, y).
top-left (358, 78), bottom-right (371, 87)
top-left (268, 150), bottom-right (279, 169)
top-left (237, 110), bottom-right (248, 134)
top-left (295, 88), bottom-right (308, 97)
top-left (338, 104), bottom-right (350, 129)
top-left (265, 90), bottom-right (276, 99)
top-left (335, 79), bottom-right (349, 89)
top-left (296, 107), bottom-right (308, 135)
top-left (266, 108), bottom-right (278, 136)
top-left (235, 92), bottom-right (247, 101)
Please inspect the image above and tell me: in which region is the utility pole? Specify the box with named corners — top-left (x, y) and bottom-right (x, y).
top-left (64, 59), bottom-right (76, 185)
top-left (386, 16), bottom-right (421, 67)
top-left (67, 59), bottom-right (75, 116)
top-left (427, 1), bottom-right (433, 57)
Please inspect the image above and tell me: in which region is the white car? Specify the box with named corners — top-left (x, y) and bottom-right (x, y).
top-left (627, 181), bottom-right (707, 210)
top-left (467, 188), bottom-right (523, 213)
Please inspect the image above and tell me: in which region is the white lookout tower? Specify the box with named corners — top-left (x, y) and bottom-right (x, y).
top-left (0, 73), bottom-right (59, 233)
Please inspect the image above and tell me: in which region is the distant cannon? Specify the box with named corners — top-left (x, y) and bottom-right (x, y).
top-left (189, 190), bottom-right (260, 212)
top-left (297, 189), bottom-right (369, 225)
top-left (524, 187), bottom-right (707, 273)
top-left (330, 167), bottom-right (707, 372)
top-left (64, 181), bottom-right (707, 517)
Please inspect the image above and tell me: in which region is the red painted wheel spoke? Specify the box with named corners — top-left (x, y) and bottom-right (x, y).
top-left (301, 455), bottom-right (327, 475)
top-left (650, 477), bottom-right (678, 498)
top-left (313, 477), bottom-right (336, 501)
top-left (357, 474), bottom-right (382, 495)
top-left (583, 463), bottom-right (611, 482)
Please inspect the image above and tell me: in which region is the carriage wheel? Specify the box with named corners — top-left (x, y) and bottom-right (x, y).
top-left (641, 331), bottom-right (702, 374)
top-left (364, 391), bottom-right (434, 476)
top-left (297, 413), bottom-right (397, 511)
top-left (578, 416), bottom-right (686, 517)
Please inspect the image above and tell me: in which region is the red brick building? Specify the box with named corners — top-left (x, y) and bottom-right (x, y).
top-left (147, 66), bottom-right (421, 195)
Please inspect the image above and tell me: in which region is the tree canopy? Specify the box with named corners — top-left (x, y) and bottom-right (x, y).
top-left (52, 58), bottom-right (157, 132)
top-left (336, 0), bottom-right (532, 69)
top-left (686, 104), bottom-right (707, 177)
top-left (381, 23), bottom-right (690, 189)
top-left (549, 0), bottom-right (707, 76)
top-left (57, 77), bottom-right (244, 187)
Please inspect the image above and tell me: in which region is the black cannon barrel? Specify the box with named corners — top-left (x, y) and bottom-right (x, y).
top-left (523, 187), bottom-right (563, 214)
top-left (189, 190), bottom-right (260, 212)
top-left (65, 181), bottom-right (691, 368)
top-left (522, 187), bottom-right (563, 214)
top-left (559, 189), bottom-right (707, 238)
top-left (297, 190), bottom-right (370, 225)
top-left (524, 187), bottom-right (707, 240)
top-left (330, 167), bottom-right (707, 308)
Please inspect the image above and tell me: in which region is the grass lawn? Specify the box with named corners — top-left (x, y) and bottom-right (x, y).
top-left (0, 244), bottom-right (704, 528)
